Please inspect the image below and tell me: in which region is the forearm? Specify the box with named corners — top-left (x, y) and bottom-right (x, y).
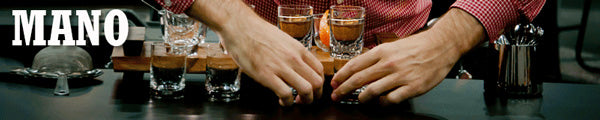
top-left (425, 8), bottom-right (485, 57)
top-left (185, 0), bottom-right (261, 32)
top-left (184, 0), bottom-right (276, 52)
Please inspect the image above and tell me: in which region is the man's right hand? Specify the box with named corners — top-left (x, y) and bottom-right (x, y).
top-left (186, 0), bottom-right (324, 106)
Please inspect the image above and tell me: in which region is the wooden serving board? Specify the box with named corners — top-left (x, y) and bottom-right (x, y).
top-left (111, 42), bottom-right (336, 75)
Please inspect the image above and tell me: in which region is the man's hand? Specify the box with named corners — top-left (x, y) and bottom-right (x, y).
top-left (330, 8), bottom-right (485, 105)
top-left (220, 21), bottom-right (324, 106)
top-left (186, 0), bottom-right (324, 106)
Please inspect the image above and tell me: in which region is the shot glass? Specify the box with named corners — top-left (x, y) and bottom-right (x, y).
top-left (150, 42), bottom-right (187, 99)
top-left (334, 58), bottom-right (366, 104)
top-left (161, 10), bottom-right (200, 55)
top-left (329, 5), bottom-right (365, 59)
top-left (329, 5), bottom-right (366, 104)
top-left (277, 5), bottom-right (314, 49)
top-left (194, 20), bottom-right (208, 46)
top-left (206, 44), bottom-right (241, 102)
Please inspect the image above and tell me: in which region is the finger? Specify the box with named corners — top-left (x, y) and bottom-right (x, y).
top-left (358, 74), bottom-right (403, 103)
top-left (300, 51), bottom-right (324, 99)
top-left (250, 72), bottom-right (295, 106)
top-left (331, 50), bottom-right (380, 89)
top-left (292, 61), bottom-right (323, 101)
top-left (302, 50), bottom-right (324, 78)
top-left (293, 62), bottom-right (324, 101)
top-left (380, 85), bottom-right (418, 106)
top-left (279, 67), bottom-right (314, 104)
top-left (331, 63), bottom-right (389, 101)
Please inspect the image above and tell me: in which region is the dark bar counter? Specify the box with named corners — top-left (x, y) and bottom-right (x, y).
top-left (0, 69), bottom-right (598, 119)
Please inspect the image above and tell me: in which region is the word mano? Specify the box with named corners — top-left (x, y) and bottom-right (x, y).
top-left (12, 10), bottom-right (129, 46)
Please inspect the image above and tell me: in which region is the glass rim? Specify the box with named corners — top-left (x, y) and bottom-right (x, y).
top-left (329, 5), bottom-right (365, 19)
top-left (278, 4), bottom-right (313, 10)
top-left (330, 5), bottom-right (365, 11)
top-left (161, 10), bottom-right (189, 18)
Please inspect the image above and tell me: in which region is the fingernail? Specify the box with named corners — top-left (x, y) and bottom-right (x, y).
top-left (294, 96), bottom-right (302, 104)
top-left (331, 81), bottom-right (338, 89)
top-left (331, 93), bottom-right (339, 101)
top-left (279, 99), bottom-right (285, 106)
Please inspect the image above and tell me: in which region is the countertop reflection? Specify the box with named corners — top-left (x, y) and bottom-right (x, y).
top-left (0, 69), bottom-right (599, 120)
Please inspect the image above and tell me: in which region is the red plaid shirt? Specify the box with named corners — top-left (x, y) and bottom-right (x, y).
top-left (156, 0), bottom-right (545, 48)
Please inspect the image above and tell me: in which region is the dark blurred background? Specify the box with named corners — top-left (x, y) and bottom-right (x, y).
top-left (0, 0), bottom-right (598, 84)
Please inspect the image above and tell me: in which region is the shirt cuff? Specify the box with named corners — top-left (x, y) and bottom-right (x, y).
top-left (156, 0), bottom-right (195, 14)
top-left (451, 0), bottom-right (520, 42)
top-left (451, 0), bottom-right (545, 42)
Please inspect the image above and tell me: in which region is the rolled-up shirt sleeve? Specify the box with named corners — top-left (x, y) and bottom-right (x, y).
top-left (155, 0), bottom-right (195, 14)
top-left (451, 0), bottom-right (545, 42)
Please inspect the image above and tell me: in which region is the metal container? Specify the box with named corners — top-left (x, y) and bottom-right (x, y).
top-left (495, 44), bottom-right (541, 96)
top-left (493, 22), bottom-right (544, 96)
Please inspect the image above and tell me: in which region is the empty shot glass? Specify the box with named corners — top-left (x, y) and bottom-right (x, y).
top-left (195, 21), bottom-right (208, 46)
top-left (329, 5), bottom-right (365, 59)
top-left (206, 44), bottom-right (241, 102)
top-left (161, 10), bottom-right (200, 55)
top-left (334, 58), bottom-right (366, 104)
top-left (150, 42), bottom-right (187, 99)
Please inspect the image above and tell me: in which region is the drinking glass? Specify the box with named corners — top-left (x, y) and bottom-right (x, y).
top-left (334, 57), bottom-right (366, 104)
top-left (277, 5), bottom-right (314, 49)
top-left (329, 5), bottom-right (366, 104)
top-left (150, 42), bottom-right (187, 99)
top-left (206, 44), bottom-right (241, 102)
top-left (32, 46), bottom-right (93, 96)
top-left (161, 10), bottom-right (199, 55)
top-left (329, 5), bottom-right (365, 59)
top-left (194, 20), bottom-right (208, 46)
top-left (313, 13), bottom-right (330, 52)
top-left (194, 20), bottom-right (209, 51)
